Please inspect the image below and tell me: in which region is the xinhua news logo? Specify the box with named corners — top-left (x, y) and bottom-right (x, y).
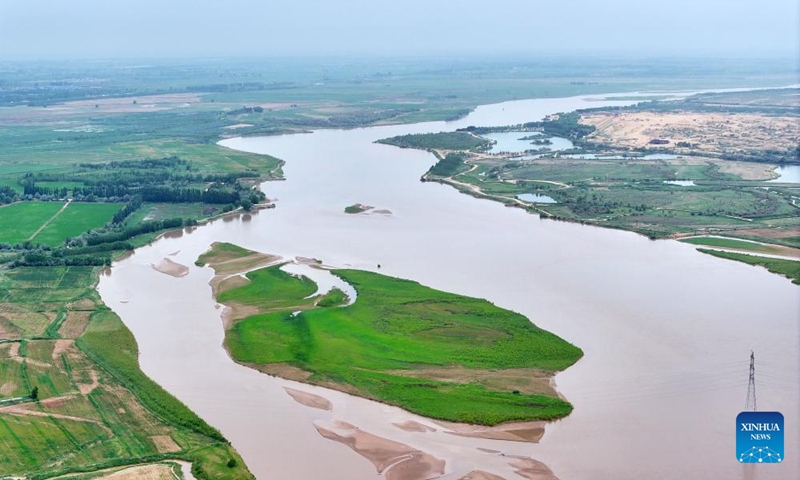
top-left (736, 411), bottom-right (784, 464)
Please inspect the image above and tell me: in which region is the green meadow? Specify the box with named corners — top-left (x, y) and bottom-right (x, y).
top-left (212, 246), bottom-right (582, 425)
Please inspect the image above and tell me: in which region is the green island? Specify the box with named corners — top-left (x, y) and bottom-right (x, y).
top-left (200, 243), bottom-right (582, 425)
top-left (378, 89), bottom-right (800, 283)
top-left (344, 203), bottom-right (372, 214)
top-left (377, 131), bottom-right (492, 151)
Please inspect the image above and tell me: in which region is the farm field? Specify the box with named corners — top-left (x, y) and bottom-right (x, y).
top-left (0, 202), bottom-right (122, 247)
top-left (30, 203), bottom-right (123, 247)
top-left (0, 264), bottom-right (253, 479)
top-left (0, 202), bottom-right (65, 244)
top-left (206, 243), bottom-right (582, 426)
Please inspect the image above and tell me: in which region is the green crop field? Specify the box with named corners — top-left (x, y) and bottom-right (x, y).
top-left (211, 245), bottom-right (582, 425)
top-left (0, 202), bottom-right (64, 244)
top-left (0, 264), bottom-right (253, 479)
top-left (30, 203), bottom-right (122, 247)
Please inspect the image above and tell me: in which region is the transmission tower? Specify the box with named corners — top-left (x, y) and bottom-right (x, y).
top-left (745, 351), bottom-right (757, 411)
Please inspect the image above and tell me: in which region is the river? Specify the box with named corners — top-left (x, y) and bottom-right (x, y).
top-left (97, 92), bottom-right (798, 480)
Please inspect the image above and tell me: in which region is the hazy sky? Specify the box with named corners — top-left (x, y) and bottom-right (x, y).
top-left (1, 0), bottom-right (798, 59)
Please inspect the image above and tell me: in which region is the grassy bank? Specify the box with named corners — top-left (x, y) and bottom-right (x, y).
top-left (679, 236), bottom-right (792, 255)
top-left (696, 249), bottom-right (800, 284)
top-left (0, 265), bottom-right (252, 478)
top-left (206, 243), bottom-right (581, 425)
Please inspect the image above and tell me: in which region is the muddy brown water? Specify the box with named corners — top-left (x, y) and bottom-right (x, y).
top-left (98, 92), bottom-right (798, 480)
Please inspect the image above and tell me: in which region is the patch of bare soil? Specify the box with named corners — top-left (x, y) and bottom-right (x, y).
top-left (314, 420), bottom-right (445, 480)
top-left (101, 463), bottom-right (177, 480)
top-left (705, 159), bottom-right (778, 181)
top-left (392, 420), bottom-right (437, 433)
top-left (729, 227), bottom-right (800, 239)
top-left (5, 341), bottom-right (20, 358)
top-left (68, 297), bottom-right (98, 311)
top-left (209, 253), bottom-right (281, 277)
top-left (219, 301), bottom-right (260, 326)
top-left (247, 363), bottom-right (313, 382)
top-left (0, 381), bottom-right (17, 395)
top-left (77, 369), bottom-right (100, 395)
top-left (284, 387), bottom-right (332, 410)
top-left (151, 258), bottom-right (189, 278)
top-left (51, 339), bottom-right (74, 360)
top-left (212, 275), bottom-right (250, 298)
top-left (58, 311), bottom-right (90, 338)
top-left (581, 111), bottom-right (798, 157)
top-left (387, 366), bottom-right (557, 397)
top-left (150, 435), bottom-right (181, 453)
top-left (0, 316), bottom-right (22, 338)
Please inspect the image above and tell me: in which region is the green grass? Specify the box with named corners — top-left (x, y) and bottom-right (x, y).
top-left (316, 288), bottom-right (348, 307)
top-left (697, 249), bottom-right (800, 284)
top-left (378, 131), bottom-right (491, 151)
top-left (218, 266), bottom-right (317, 310)
top-left (220, 262), bottom-right (581, 425)
top-left (31, 203), bottom-right (122, 246)
top-left (680, 236), bottom-right (787, 254)
top-left (0, 202), bottom-right (64, 244)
